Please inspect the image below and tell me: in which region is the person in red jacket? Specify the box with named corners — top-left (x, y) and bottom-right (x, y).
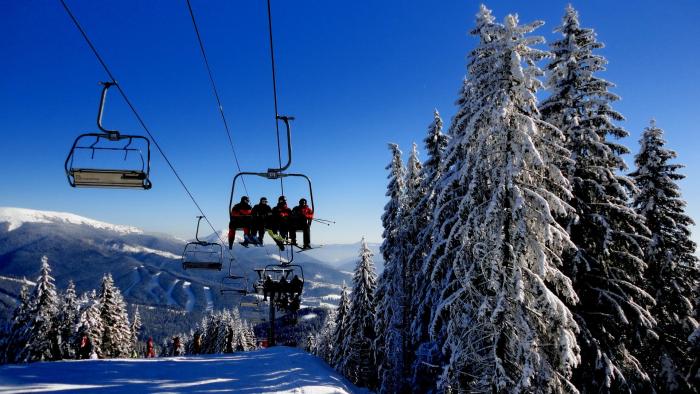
top-left (271, 196), bottom-right (292, 250)
top-left (229, 196), bottom-right (253, 248)
top-left (146, 337), bottom-right (154, 358)
top-left (291, 198), bottom-right (314, 249)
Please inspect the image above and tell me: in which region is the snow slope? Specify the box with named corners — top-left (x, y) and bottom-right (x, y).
top-left (0, 347), bottom-right (365, 394)
top-left (0, 207), bottom-right (143, 235)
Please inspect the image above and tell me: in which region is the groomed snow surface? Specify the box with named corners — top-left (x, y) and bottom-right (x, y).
top-left (0, 347), bottom-right (366, 394)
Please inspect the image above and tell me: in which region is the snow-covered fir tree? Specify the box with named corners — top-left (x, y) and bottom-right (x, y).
top-left (376, 143), bottom-right (408, 393)
top-left (315, 310), bottom-right (336, 365)
top-left (345, 238), bottom-right (379, 390)
top-left (17, 256), bottom-right (60, 363)
top-left (332, 281), bottom-right (350, 375)
top-left (98, 274), bottom-right (132, 358)
top-left (76, 290), bottom-right (103, 358)
top-left (540, 5), bottom-right (655, 392)
top-left (408, 109), bottom-right (449, 393)
top-left (427, 7), bottom-right (580, 392)
top-left (130, 307), bottom-right (141, 353)
top-left (629, 119), bottom-right (700, 392)
top-left (0, 279), bottom-right (32, 364)
top-left (56, 281), bottom-right (80, 359)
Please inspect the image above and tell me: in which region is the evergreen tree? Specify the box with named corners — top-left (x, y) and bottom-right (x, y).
top-left (629, 119), bottom-right (700, 392)
top-left (346, 237), bottom-right (379, 390)
top-left (76, 291), bottom-right (104, 358)
top-left (244, 322), bottom-right (256, 350)
top-left (332, 282), bottom-right (350, 375)
top-left (18, 256), bottom-right (60, 363)
top-left (98, 274), bottom-right (132, 358)
top-left (0, 279), bottom-right (32, 364)
top-left (376, 143), bottom-right (407, 393)
top-left (408, 109), bottom-right (449, 393)
top-left (429, 7), bottom-right (580, 392)
top-left (56, 281), bottom-right (80, 359)
top-left (130, 307), bottom-right (142, 352)
top-left (316, 310), bottom-right (336, 365)
top-left (540, 5), bottom-right (655, 392)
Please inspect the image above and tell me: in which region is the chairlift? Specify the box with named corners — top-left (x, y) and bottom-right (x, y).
top-left (182, 216), bottom-right (223, 271)
top-left (220, 257), bottom-right (250, 295)
top-left (228, 116), bottom-right (315, 248)
top-left (65, 82), bottom-right (152, 189)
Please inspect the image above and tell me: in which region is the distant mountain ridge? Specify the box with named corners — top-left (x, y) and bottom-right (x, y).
top-left (0, 207), bottom-right (357, 339)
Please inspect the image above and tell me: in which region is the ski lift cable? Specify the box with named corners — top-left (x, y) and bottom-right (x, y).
top-left (185, 0), bottom-right (249, 198)
top-left (267, 0), bottom-right (284, 196)
top-left (60, 0), bottom-right (252, 281)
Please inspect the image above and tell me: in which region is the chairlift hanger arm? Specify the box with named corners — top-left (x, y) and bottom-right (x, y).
top-left (97, 82), bottom-right (120, 140)
top-left (270, 115), bottom-right (294, 174)
top-left (229, 172), bottom-right (314, 213)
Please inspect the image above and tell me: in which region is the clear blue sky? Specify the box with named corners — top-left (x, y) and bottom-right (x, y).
top-left (1, 1), bottom-right (699, 245)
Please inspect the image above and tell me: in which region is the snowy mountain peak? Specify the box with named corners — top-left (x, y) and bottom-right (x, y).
top-left (0, 207), bottom-right (144, 235)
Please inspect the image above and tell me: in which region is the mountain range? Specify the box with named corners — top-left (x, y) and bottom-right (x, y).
top-left (0, 207), bottom-right (384, 339)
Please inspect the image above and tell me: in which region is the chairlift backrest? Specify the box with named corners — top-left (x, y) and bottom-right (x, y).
top-left (65, 82), bottom-right (152, 189)
top-left (182, 216), bottom-right (223, 271)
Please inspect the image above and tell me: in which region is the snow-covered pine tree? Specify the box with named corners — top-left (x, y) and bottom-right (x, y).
top-left (428, 7), bottom-right (580, 392)
top-left (316, 310), bottom-right (336, 365)
top-left (423, 78), bottom-right (479, 394)
top-left (305, 334), bottom-right (316, 353)
top-left (232, 308), bottom-right (248, 352)
top-left (76, 290), bottom-right (104, 358)
top-left (690, 324), bottom-right (700, 388)
top-left (408, 109), bottom-right (449, 393)
top-left (220, 309), bottom-right (235, 354)
top-left (331, 281), bottom-right (350, 375)
top-left (540, 5), bottom-right (655, 392)
top-left (56, 280), bottom-right (80, 359)
top-left (0, 279), bottom-right (32, 364)
top-left (244, 322), bottom-right (256, 350)
top-left (629, 119), bottom-right (700, 392)
top-left (201, 312), bottom-right (221, 354)
top-left (130, 307), bottom-right (141, 353)
top-left (17, 256), bottom-right (60, 363)
top-left (98, 274), bottom-right (132, 358)
top-left (345, 237), bottom-right (379, 390)
top-left (376, 143), bottom-right (407, 393)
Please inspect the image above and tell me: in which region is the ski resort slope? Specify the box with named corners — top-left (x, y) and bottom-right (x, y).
top-left (0, 347), bottom-right (366, 394)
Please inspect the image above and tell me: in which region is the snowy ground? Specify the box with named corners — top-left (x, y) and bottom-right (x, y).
top-left (0, 347), bottom-right (365, 394)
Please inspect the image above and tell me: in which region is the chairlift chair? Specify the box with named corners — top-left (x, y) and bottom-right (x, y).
top-left (182, 216), bottom-right (223, 271)
top-left (65, 82), bottom-right (152, 189)
top-left (220, 275), bottom-right (248, 296)
top-left (228, 116), bottom-right (315, 247)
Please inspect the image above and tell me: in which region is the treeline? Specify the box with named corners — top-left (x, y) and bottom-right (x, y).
top-left (0, 256), bottom-right (140, 363)
top-left (315, 5), bottom-right (700, 394)
top-left (0, 256), bottom-right (258, 363)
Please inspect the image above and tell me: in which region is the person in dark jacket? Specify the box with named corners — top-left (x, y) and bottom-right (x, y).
top-left (79, 334), bottom-right (91, 359)
top-left (291, 198), bottom-right (314, 248)
top-left (251, 197), bottom-right (272, 245)
top-left (288, 274), bottom-right (304, 298)
top-left (48, 326), bottom-right (62, 361)
top-left (171, 336), bottom-right (182, 356)
top-left (229, 196), bottom-right (253, 248)
top-left (271, 196), bottom-right (292, 250)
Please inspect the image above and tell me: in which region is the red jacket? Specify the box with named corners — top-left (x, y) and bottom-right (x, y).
top-left (293, 205), bottom-right (314, 220)
top-left (231, 202), bottom-right (252, 216)
top-left (273, 203), bottom-right (292, 219)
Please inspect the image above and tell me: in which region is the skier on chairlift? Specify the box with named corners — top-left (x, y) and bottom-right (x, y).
top-left (229, 196), bottom-right (253, 248)
top-left (291, 198), bottom-right (314, 249)
top-left (271, 196), bottom-right (292, 250)
top-left (252, 197), bottom-right (272, 245)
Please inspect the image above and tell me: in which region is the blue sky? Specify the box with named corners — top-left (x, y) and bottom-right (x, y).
top-left (1, 1), bottom-right (699, 245)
